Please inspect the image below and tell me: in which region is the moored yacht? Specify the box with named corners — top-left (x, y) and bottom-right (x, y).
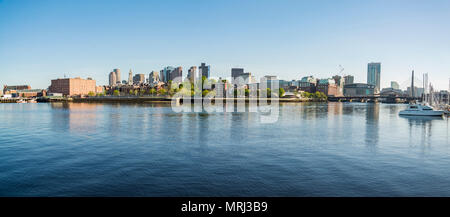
top-left (399, 103), bottom-right (444, 116)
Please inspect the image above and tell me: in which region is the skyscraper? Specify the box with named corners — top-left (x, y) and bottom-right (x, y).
top-left (133, 74), bottom-right (145, 85)
top-left (160, 66), bottom-right (174, 83)
top-left (128, 69), bottom-right (133, 85)
top-left (231, 68), bottom-right (244, 79)
top-left (367, 62), bottom-right (381, 93)
top-left (113, 68), bottom-right (121, 85)
top-left (169, 67), bottom-right (183, 82)
top-left (187, 66), bottom-right (198, 82)
top-left (199, 63), bottom-right (210, 79)
top-left (149, 71), bottom-right (160, 84)
top-left (109, 71), bottom-right (117, 86)
top-left (344, 75), bottom-right (354, 85)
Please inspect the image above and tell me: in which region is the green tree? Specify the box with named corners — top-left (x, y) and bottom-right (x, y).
top-left (266, 88), bottom-right (271, 98)
top-left (202, 89), bottom-right (210, 97)
top-left (245, 89), bottom-right (250, 97)
top-left (279, 88), bottom-right (285, 97)
top-left (140, 89), bottom-right (145, 96)
top-left (129, 90), bottom-right (133, 95)
top-left (157, 88), bottom-right (167, 96)
top-left (88, 91), bottom-right (95, 96)
top-left (113, 90), bottom-right (120, 96)
top-left (149, 88), bottom-right (157, 95)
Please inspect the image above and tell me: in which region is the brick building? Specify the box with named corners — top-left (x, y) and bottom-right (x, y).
top-left (49, 77), bottom-right (96, 96)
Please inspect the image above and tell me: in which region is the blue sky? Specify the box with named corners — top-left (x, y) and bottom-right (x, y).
top-left (0, 0), bottom-right (449, 90)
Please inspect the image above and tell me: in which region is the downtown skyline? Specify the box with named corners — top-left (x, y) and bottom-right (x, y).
top-left (1, 0), bottom-right (450, 90)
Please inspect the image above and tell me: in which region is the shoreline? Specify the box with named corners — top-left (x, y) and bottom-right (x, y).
top-left (0, 96), bottom-right (413, 104)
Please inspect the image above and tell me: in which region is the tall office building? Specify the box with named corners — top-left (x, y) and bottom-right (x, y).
top-left (160, 66), bottom-right (175, 83)
top-left (169, 67), bottom-right (183, 82)
top-left (199, 63), bottom-right (210, 79)
top-left (149, 71), bottom-right (160, 84)
top-left (187, 66), bottom-right (198, 82)
top-left (133, 74), bottom-right (145, 84)
top-left (391, 81), bottom-right (400, 90)
top-left (128, 69), bottom-right (133, 85)
top-left (109, 71), bottom-right (117, 86)
top-left (113, 68), bottom-right (121, 85)
top-left (344, 75), bottom-right (354, 85)
top-left (367, 62), bottom-right (381, 93)
top-left (231, 68), bottom-right (244, 79)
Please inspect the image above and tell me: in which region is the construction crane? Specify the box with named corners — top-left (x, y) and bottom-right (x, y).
top-left (338, 65), bottom-right (345, 76)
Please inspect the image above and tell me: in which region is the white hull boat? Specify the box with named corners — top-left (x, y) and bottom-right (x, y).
top-left (399, 104), bottom-right (444, 116)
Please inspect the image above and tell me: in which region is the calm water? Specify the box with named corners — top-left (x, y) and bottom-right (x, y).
top-left (0, 102), bottom-right (449, 196)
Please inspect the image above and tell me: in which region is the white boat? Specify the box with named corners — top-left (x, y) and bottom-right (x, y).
top-left (399, 103), bottom-right (444, 116)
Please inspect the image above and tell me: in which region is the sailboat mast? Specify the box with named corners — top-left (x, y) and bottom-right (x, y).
top-left (411, 70), bottom-right (415, 98)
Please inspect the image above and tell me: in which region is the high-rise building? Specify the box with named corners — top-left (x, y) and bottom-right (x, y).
top-left (113, 68), bottom-right (121, 85)
top-left (199, 63), bottom-right (210, 79)
top-left (367, 62), bottom-right (381, 93)
top-left (169, 67), bottom-right (183, 82)
top-left (149, 71), bottom-right (160, 84)
top-left (133, 74), bottom-right (146, 85)
top-left (187, 66), bottom-right (198, 82)
top-left (128, 69), bottom-right (133, 85)
top-left (160, 66), bottom-right (175, 83)
top-left (391, 81), bottom-right (400, 90)
top-left (109, 71), bottom-right (117, 86)
top-left (231, 68), bottom-right (244, 79)
top-left (344, 75), bottom-right (354, 85)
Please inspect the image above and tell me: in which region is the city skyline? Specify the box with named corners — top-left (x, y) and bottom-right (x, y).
top-left (1, 0), bottom-right (450, 90)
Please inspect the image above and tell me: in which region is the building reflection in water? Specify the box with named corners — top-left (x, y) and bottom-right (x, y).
top-left (50, 102), bottom-right (100, 134)
top-left (365, 103), bottom-right (380, 151)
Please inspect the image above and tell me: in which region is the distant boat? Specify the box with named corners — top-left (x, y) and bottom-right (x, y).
top-left (399, 103), bottom-right (444, 116)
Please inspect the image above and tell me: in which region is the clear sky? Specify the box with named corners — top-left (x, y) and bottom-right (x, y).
top-left (0, 0), bottom-right (449, 90)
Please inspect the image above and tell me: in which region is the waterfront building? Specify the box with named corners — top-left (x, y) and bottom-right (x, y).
top-left (3, 85), bottom-right (31, 94)
top-left (317, 79), bottom-right (338, 96)
top-left (109, 71), bottom-right (117, 86)
top-left (344, 75), bottom-right (354, 85)
top-left (391, 81), bottom-right (400, 90)
top-left (199, 63), bottom-right (210, 79)
top-left (49, 77), bottom-right (96, 96)
top-left (343, 83), bottom-right (375, 97)
top-left (299, 76), bottom-right (317, 93)
top-left (11, 89), bottom-right (46, 98)
top-left (367, 62), bottom-right (381, 93)
top-left (380, 88), bottom-right (405, 97)
top-left (133, 74), bottom-right (146, 85)
top-left (113, 68), bottom-right (121, 85)
top-left (128, 69), bottom-right (133, 85)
